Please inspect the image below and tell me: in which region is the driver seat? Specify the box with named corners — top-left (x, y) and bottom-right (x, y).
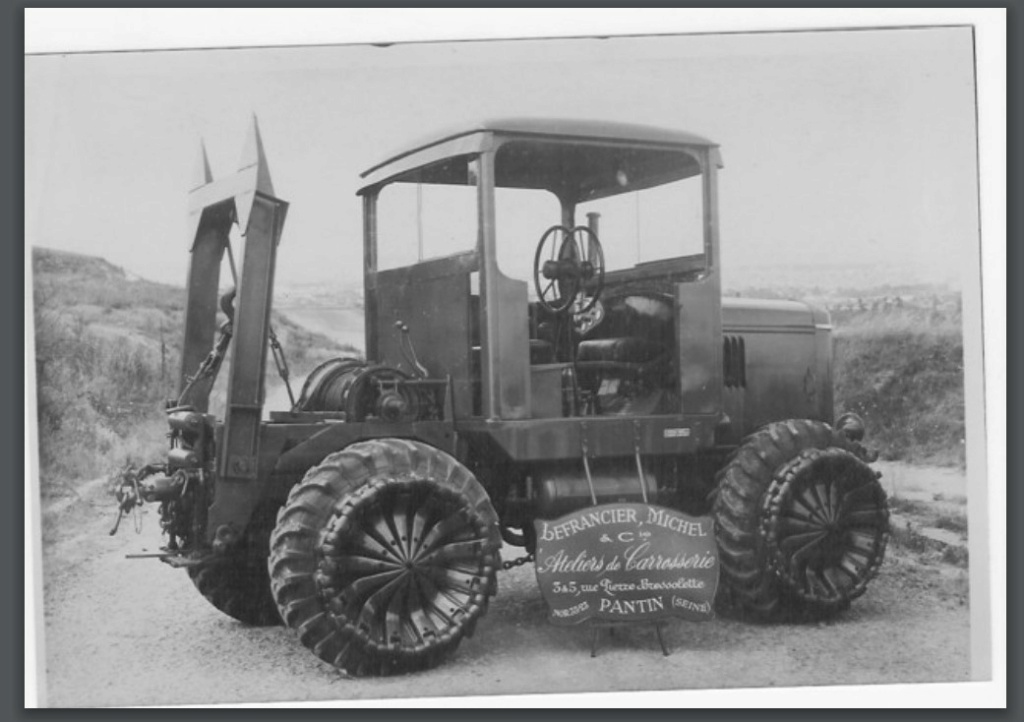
top-left (575, 336), bottom-right (670, 393)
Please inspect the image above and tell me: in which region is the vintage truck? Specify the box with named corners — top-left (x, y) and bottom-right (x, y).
top-left (113, 117), bottom-right (888, 676)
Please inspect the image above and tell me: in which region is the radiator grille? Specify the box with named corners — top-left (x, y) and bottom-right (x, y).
top-left (723, 335), bottom-right (746, 388)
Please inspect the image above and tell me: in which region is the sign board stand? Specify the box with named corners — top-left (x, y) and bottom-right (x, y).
top-left (590, 621), bottom-right (671, 658)
top-left (533, 447), bottom-right (720, 659)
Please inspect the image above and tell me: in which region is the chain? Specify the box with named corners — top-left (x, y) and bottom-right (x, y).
top-left (501, 553), bottom-right (534, 570)
top-left (176, 323), bottom-right (232, 407)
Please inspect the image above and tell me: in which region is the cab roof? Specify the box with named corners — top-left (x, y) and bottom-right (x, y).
top-left (358, 118), bottom-right (720, 192)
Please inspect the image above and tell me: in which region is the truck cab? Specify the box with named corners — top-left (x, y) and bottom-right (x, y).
top-left (356, 118), bottom-right (831, 459)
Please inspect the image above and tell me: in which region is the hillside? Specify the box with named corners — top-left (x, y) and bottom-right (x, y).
top-left (31, 247), bottom-right (355, 499)
top-left (831, 303), bottom-right (965, 466)
top-left (722, 261), bottom-right (960, 296)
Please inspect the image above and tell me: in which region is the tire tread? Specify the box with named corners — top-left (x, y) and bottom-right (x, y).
top-left (710, 419), bottom-right (864, 622)
top-left (268, 438), bottom-right (500, 676)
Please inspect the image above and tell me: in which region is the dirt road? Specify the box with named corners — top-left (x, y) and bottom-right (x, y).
top-left (37, 465), bottom-right (971, 708)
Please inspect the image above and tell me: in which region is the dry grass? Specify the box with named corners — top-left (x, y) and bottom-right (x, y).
top-left (888, 521), bottom-right (932, 555)
top-left (832, 301), bottom-right (965, 467)
top-left (886, 487), bottom-right (968, 570)
top-left (934, 513), bottom-right (969, 535)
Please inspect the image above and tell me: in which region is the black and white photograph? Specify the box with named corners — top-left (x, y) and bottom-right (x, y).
top-left (24, 10), bottom-right (1004, 708)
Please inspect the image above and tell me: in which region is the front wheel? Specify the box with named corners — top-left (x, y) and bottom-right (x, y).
top-left (268, 438), bottom-right (501, 676)
top-left (710, 420), bottom-right (889, 621)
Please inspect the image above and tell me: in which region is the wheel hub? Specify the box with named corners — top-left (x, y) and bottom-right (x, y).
top-left (316, 477), bottom-right (497, 652)
top-left (761, 447), bottom-right (889, 609)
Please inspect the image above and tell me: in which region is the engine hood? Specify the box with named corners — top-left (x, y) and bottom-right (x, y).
top-left (721, 297), bottom-right (830, 332)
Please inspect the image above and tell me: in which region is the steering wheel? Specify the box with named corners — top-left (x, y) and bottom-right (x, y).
top-left (533, 225), bottom-right (605, 314)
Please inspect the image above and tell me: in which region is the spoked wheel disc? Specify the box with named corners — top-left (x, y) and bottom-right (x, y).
top-left (318, 478), bottom-right (497, 661)
top-left (761, 447), bottom-right (889, 611)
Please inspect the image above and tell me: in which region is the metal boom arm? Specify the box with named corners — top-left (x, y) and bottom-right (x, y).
top-left (184, 116), bottom-right (289, 545)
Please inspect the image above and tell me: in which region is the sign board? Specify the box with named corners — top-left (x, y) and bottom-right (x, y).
top-left (533, 503), bottom-right (719, 625)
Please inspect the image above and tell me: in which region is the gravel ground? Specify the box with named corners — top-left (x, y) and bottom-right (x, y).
top-left (35, 464), bottom-right (971, 708)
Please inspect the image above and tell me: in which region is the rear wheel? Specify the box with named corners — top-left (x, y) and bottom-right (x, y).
top-left (187, 501), bottom-right (282, 626)
top-left (268, 438), bottom-right (501, 676)
top-left (710, 420), bottom-right (889, 621)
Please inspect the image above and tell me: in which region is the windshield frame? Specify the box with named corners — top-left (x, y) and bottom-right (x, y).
top-left (361, 130), bottom-right (720, 279)
top-left (485, 136), bottom-right (717, 280)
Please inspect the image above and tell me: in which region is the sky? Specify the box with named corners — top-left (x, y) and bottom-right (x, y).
top-left (26, 23), bottom-right (980, 292)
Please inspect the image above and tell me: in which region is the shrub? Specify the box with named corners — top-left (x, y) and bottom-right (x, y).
top-left (33, 291), bottom-right (174, 496)
top-left (833, 303), bottom-right (965, 466)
